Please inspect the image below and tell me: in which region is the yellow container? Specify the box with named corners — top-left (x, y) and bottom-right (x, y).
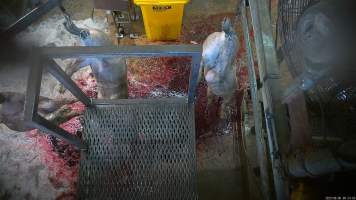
top-left (134, 0), bottom-right (189, 41)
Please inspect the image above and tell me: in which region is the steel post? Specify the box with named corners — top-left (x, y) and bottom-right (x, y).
top-left (247, 0), bottom-right (291, 199)
top-left (240, 1), bottom-right (274, 199)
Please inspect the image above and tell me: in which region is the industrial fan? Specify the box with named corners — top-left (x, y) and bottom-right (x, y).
top-left (240, 0), bottom-right (356, 198)
top-left (278, 0), bottom-right (356, 143)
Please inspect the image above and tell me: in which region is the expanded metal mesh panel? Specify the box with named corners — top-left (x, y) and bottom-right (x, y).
top-left (79, 99), bottom-right (197, 200)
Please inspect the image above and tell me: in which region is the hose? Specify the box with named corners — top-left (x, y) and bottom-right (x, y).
top-left (58, 1), bottom-right (90, 39)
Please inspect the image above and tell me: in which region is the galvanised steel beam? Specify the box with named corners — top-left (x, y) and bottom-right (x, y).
top-left (40, 45), bottom-right (202, 58)
top-left (247, 0), bottom-right (291, 199)
top-left (240, 1), bottom-right (274, 199)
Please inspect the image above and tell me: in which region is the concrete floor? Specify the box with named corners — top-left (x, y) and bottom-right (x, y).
top-left (0, 0), bottom-right (248, 199)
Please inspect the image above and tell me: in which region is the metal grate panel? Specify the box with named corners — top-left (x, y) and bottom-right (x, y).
top-left (79, 98), bottom-right (197, 200)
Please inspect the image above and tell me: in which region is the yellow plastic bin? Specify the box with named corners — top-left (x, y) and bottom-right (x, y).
top-left (134, 0), bottom-right (189, 41)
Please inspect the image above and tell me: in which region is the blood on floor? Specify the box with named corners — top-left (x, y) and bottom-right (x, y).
top-left (25, 12), bottom-right (249, 199)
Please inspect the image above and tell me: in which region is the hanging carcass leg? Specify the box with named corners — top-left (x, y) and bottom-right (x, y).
top-left (0, 92), bottom-right (79, 132)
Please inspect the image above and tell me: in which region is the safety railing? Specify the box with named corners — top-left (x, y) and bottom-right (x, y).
top-left (25, 45), bottom-right (202, 151)
top-left (240, 0), bottom-right (290, 199)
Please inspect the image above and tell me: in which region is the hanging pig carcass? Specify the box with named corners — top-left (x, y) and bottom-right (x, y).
top-left (201, 17), bottom-right (239, 119)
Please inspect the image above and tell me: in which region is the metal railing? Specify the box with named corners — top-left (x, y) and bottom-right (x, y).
top-left (25, 45), bottom-right (202, 151)
top-left (240, 0), bottom-right (290, 199)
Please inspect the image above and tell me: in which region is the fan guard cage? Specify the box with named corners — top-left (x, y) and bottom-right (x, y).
top-left (277, 0), bottom-right (318, 76)
top-left (277, 0), bottom-right (356, 138)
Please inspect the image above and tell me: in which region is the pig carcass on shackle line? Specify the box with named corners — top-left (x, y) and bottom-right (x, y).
top-left (0, 92), bottom-right (79, 132)
top-left (201, 17), bottom-right (239, 117)
top-left (61, 16), bottom-right (128, 99)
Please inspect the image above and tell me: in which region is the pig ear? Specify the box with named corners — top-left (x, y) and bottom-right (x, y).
top-left (222, 17), bottom-right (231, 33)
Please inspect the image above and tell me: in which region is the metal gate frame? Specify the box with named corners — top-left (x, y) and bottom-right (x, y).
top-left (25, 45), bottom-right (202, 151)
top-left (240, 0), bottom-right (290, 199)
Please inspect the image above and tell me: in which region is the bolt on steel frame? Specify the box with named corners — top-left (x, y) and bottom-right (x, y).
top-left (240, 0), bottom-right (290, 199)
top-left (25, 45), bottom-right (202, 151)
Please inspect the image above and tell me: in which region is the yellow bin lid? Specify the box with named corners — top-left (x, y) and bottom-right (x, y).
top-left (134, 0), bottom-right (189, 5)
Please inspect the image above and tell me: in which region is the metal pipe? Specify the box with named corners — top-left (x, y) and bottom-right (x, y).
top-left (40, 45), bottom-right (202, 59)
top-left (188, 53), bottom-right (202, 106)
top-left (25, 55), bottom-right (42, 122)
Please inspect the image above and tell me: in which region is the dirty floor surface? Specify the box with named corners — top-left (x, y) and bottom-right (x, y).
top-left (0, 0), bottom-right (251, 199)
